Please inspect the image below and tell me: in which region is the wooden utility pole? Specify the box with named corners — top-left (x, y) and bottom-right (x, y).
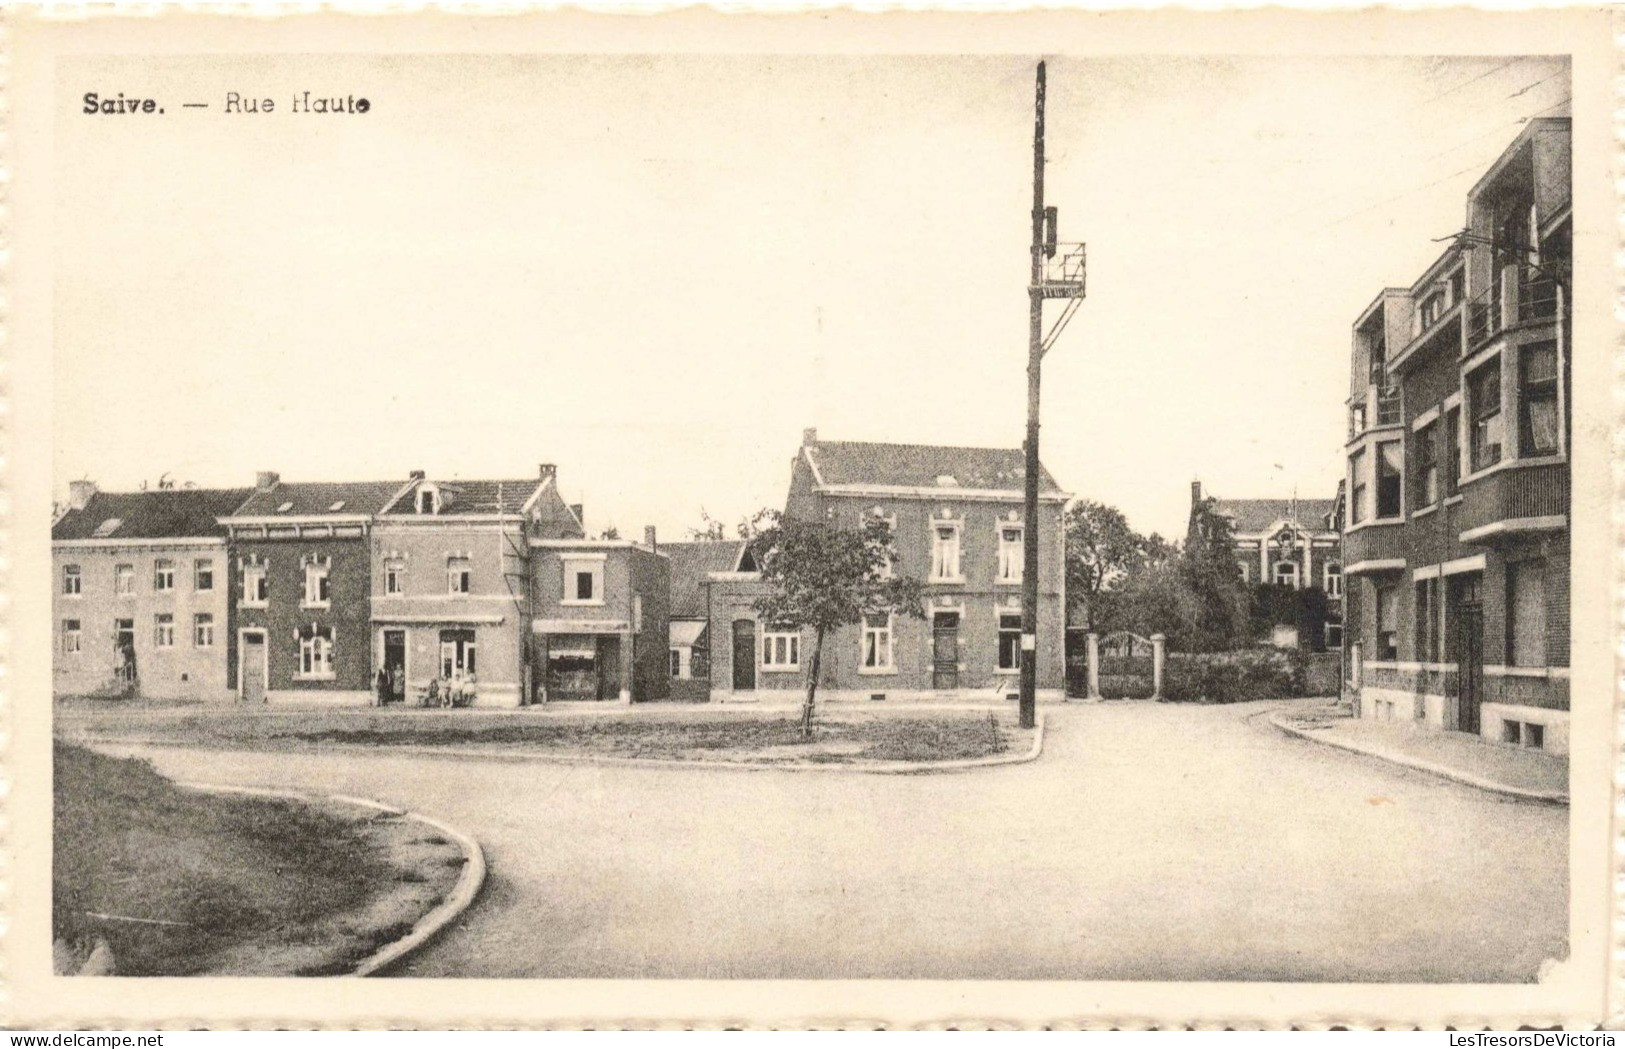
top-left (1019, 61), bottom-right (1046, 730)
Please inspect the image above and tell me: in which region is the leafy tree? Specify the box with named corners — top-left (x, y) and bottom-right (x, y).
top-left (1178, 497), bottom-right (1253, 651)
top-left (1064, 500), bottom-right (1146, 629)
top-left (687, 507), bottom-right (778, 542)
top-left (595, 526), bottom-right (621, 540)
top-left (748, 514), bottom-right (923, 739)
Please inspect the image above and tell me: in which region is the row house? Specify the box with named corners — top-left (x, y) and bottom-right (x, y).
top-left (663, 539), bottom-right (756, 703)
top-left (1192, 481), bottom-right (1343, 648)
top-left (219, 474), bottom-right (408, 704)
top-left (529, 526), bottom-right (670, 703)
top-left (1342, 118), bottom-right (1571, 753)
top-left (707, 429), bottom-right (1069, 703)
top-left (52, 483), bottom-right (253, 701)
top-left (373, 466), bottom-right (581, 708)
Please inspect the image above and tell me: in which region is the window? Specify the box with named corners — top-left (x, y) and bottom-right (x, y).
top-left (384, 560), bottom-right (404, 596)
top-left (154, 613), bottom-right (175, 648)
top-left (153, 559), bottom-right (176, 592)
top-left (61, 619), bottom-right (82, 656)
top-left (1349, 449), bottom-right (1367, 525)
top-left (563, 560), bottom-right (603, 604)
top-left (1273, 561), bottom-right (1300, 588)
top-left (302, 559), bottom-right (331, 607)
top-left (1469, 359), bottom-right (1503, 471)
top-left (1508, 559), bottom-right (1547, 668)
top-left (1349, 403), bottom-right (1367, 439)
top-left (861, 613), bottom-right (894, 671)
top-left (91, 518), bottom-right (122, 538)
top-left (1237, 560), bottom-right (1251, 583)
top-left (115, 563), bottom-right (135, 596)
top-left (242, 562), bottom-right (268, 606)
top-left (930, 522), bottom-right (962, 581)
top-left (298, 627), bottom-right (335, 679)
top-left (1323, 562), bottom-right (1343, 599)
top-left (1414, 420), bottom-right (1438, 507)
top-left (1414, 579), bottom-right (1436, 663)
top-left (1519, 342), bottom-right (1560, 457)
top-left (1375, 440), bottom-right (1402, 519)
top-left (193, 613), bottom-right (215, 648)
top-left (669, 649), bottom-right (685, 678)
top-left (1325, 622), bottom-right (1344, 648)
top-left (1445, 406), bottom-right (1462, 493)
top-left (62, 564), bottom-right (82, 596)
top-left (997, 612), bottom-right (1022, 671)
top-left (417, 488), bottom-right (438, 514)
top-left (997, 524), bottom-right (1023, 584)
top-left (1417, 288), bottom-right (1448, 329)
top-left (1375, 583), bottom-right (1398, 661)
top-left (447, 557), bottom-right (472, 595)
top-left (762, 631), bottom-right (800, 670)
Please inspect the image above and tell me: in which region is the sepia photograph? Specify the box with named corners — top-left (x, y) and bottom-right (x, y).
top-left (7, 8), bottom-right (1616, 1030)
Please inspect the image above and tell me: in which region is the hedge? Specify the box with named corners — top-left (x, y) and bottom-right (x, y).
top-left (1160, 647), bottom-right (1308, 704)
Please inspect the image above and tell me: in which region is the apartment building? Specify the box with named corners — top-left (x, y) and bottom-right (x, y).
top-left (1342, 118), bottom-right (1571, 753)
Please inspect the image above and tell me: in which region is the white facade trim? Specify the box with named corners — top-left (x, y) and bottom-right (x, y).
top-left (1411, 404), bottom-right (1441, 431)
top-left (1440, 553), bottom-right (1488, 576)
top-left (1345, 558), bottom-right (1406, 576)
top-left (54, 536), bottom-right (227, 549)
top-left (1459, 516), bottom-right (1567, 544)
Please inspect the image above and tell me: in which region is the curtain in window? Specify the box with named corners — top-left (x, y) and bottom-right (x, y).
top-left (1510, 561), bottom-right (1547, 667)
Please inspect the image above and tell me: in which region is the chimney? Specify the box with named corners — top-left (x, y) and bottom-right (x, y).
top-left (1190, 479), bottom-right (1203, 508)
top-left (644, 525), bottom-right (658, 553)
top-left (409, 469), bottom-right (425, 481)
top-left (538, 463), bottom-right (557, 482)
top-left (802, 427), bottom-right (818, 447)
top-left (68, 480), bottom-right (97, 510)
top-left (255, 471), bottom-right (280, 491)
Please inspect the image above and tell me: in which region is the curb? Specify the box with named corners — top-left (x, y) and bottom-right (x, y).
top-left (84, 714), bottom-right (1044, 776)
top-left (1267, 713), bottom-right (1568, 806)
top-left (176, 781), bottom-right (487, 975)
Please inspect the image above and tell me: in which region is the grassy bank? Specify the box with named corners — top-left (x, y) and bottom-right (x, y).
top-left (62, 708), bottom-right (1027, 766)
top-left (54, 742), bottom-right (464, 976)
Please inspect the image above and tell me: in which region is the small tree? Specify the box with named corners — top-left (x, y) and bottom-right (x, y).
top-left (1180, 497), bottom-right (1252, 652)
top-left (749, 514), bottom-right (924, 739)
top-left (1063, 500), bottom-right (1146, 630)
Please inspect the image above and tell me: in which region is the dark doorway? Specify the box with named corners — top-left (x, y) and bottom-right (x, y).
top-left (732, 619), bottom-right (756, 691)
top-left (1449, 573), bottom-right (1484, 735)
top-left (240, 630), bottom-right (266, 703)
top-left (382, 630), bottom-right (407, 702)
top-left (547, 637), bottom-right (600, 701)
top-left (932, 611), bottom-right (960, 690)
top-left (114, 618), bottom-right (136, 687)
top-left (596, 636), bottom-right (622, 701)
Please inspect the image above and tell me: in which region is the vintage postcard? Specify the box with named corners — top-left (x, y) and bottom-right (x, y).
top-left (5, 6), bottom-right (1619, 1030)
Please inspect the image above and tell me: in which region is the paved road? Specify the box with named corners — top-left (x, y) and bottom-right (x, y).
top-left (115, 701), bottom-right (1567, 982)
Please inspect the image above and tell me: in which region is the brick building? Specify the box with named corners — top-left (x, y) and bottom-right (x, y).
top-left (1342, 118), bottom-right (1571, 753)
top-left (708, 429), bottom-right (1069, 703)
top-left (52, 483), bottom-right (252, 701)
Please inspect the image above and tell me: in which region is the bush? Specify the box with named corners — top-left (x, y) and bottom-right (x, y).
top-left (1161, 647), bottom-right (1308, 704)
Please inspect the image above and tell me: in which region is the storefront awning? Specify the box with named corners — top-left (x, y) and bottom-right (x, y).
top-left (669, 620), bottom-right (707, 648)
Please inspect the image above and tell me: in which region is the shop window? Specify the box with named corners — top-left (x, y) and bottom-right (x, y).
top-left (439, 629), bottom-right (477, 679)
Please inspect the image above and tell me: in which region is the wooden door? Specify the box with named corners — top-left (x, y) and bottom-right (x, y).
top-left (596, 636), bottom-right (622, 701)
top-left (1456, 604), bottom-right (1484, 735)
top-left (732, 619), bottom-right (756, 691)
top-left (241, 633), bottom-right (266, 703)
top-left (932, 612), bottom-right (960, 690)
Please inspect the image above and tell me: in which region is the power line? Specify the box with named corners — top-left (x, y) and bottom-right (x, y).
top-left (1417, 57), bottom-right (1524, 105)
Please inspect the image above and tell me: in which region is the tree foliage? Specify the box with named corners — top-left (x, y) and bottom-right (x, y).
top-left (1063, 500), bottom-right (1146, 628)
top-left (687, 507), bottom-right (777, 542)
top-left (747, 513), bottom-right (924, 738)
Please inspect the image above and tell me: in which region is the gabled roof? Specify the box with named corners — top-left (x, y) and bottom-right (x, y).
top-left (805, 440), bottom-right (1062, 494)
top-left (1212, 498), bottom-right (1338, 536)
top-left (53, 488), bottom-right (253, 541)
top-left (228, 480), bottom-right (405, 518)
top-left (663, 540), bottom-right (752, 619)
top-left (382, 478), bottom-right (545, 516)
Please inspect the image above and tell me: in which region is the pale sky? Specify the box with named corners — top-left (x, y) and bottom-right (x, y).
top-left (53, 53), bottom-right (1570, 540)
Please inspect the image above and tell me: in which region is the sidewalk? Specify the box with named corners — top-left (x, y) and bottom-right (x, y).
top-left (1270, 703), bottom-right (1568, 804)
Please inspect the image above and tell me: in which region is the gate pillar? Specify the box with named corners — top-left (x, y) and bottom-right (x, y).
top-left (1150, 633), bottom-right (1166, 701)
top-left (1086, 632), bottom-right (1102, 700)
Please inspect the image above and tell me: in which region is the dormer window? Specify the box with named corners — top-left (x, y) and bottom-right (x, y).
top-left (328, 500), bottom-right (346, 512)
top-left (91, 518), bottom-right (122, 538)
top-left (934, 474), bottom-right (960, 487)
top-left (417, 486), bottom-right (439, 515)
top-left (276, 501), bottom-right (294, 513)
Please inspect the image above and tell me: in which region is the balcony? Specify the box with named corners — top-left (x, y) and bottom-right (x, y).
top-left (1465, 269), bottom-right (1562, 352)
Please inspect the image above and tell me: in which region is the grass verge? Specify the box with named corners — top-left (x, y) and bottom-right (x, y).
top-left (54, 742), bottom-right (464, 976)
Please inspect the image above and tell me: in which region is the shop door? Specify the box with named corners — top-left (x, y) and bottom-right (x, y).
top-left (114, 619), bottom-right (136, 685)
top-left (596, 636), bottom-right (622, 701)
top-left (932, 612), bottom-right (960, 690)
top-left (732, 620), bottom-right (756, 691)
top-left (382, 630), bottom-right (407, 701)
top-left (547, 639), bottom-right (599, 701)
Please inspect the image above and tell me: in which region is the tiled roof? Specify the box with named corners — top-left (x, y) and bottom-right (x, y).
top-left (230, 480), bottom-right (406, 517)
top-left (806, 441), bottom-right (1062, 493)
top-left (1212, 498), bottom-right (1338, 536)
top-left (664, 540), bottom-right (748, 619)
top-left (53, 488), bottom-right (253, 541)
top-left (383, 478), bottom-right (544, 516)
